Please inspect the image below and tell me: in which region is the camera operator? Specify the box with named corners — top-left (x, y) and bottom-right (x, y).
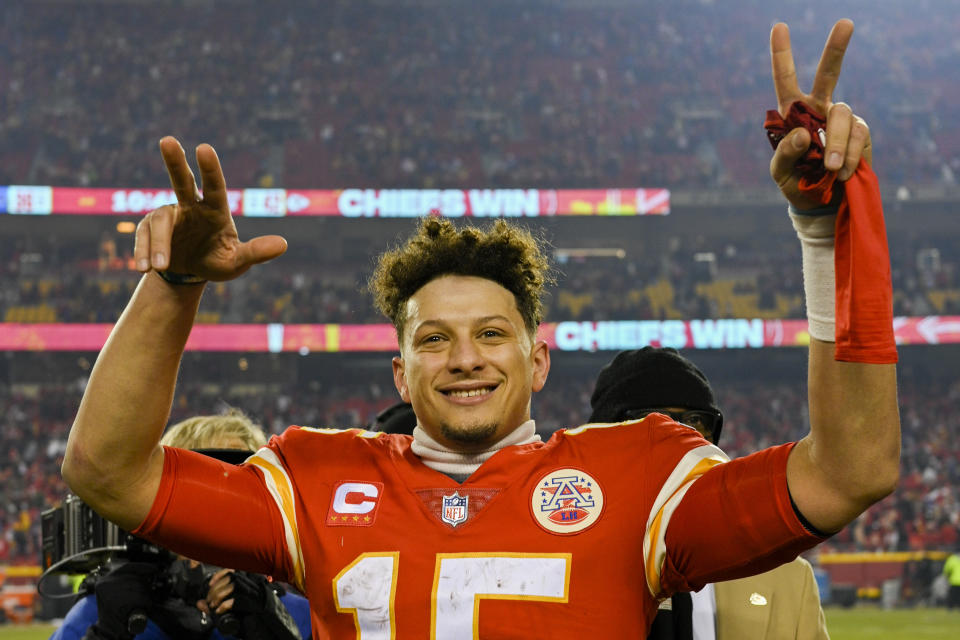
top-left (50, 410), bottom-right (311, 640)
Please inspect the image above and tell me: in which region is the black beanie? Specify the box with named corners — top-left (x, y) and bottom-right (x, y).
top-left (375, 402), bottom-right (417, 436)
top-left (588, 347), bottom-right (722, 443)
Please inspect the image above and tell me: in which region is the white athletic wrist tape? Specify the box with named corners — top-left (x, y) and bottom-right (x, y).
top-left (789, 208), bottom-right (836, 342)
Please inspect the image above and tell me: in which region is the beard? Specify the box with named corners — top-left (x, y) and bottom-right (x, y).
top-left (439, 420), bottom-right (499, 447)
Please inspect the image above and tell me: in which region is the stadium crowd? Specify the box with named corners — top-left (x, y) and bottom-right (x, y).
top-left (1, 0), bottom-right (958, 191)
top-left (3, 229), bottom-right (959, 325)
top-left (2, 363), bottom-right (958, 565)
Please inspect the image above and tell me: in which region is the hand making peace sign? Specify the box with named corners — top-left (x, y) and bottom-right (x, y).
top-left (769, 19), bottom-right (872, 210)
top-left (134, 137), bottom-right (287, 281)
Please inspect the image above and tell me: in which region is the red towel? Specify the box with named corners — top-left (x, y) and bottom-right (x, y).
top-left (765, 102), bottom-right (898, 364)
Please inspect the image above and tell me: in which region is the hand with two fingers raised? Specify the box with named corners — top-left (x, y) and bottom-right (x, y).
top-left (134, 137), bottom-right (287, 283)
top-left (768, 19), bottom-right (873, 211)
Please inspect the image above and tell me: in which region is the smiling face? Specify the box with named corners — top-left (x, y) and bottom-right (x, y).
top-left (392, 275), bottom-right (550, 452)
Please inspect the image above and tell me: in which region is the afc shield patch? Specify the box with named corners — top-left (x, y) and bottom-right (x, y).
top-left (531, 468), bottom-right (604, 535)
top-left (441, 491), bottom-right (469, 527)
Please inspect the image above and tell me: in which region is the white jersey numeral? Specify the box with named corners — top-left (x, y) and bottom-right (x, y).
top-left (333, 552), bottom-right (399, 640)
top-left (332, 552), bottom-right (571, 638)
top-left (432, 553), bottom-right (571, 639)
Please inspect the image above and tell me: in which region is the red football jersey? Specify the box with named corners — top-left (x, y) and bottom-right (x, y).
top-left (136, 415), bottom-right (822, 638)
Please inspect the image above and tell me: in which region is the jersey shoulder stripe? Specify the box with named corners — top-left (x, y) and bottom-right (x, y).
top-left (643, 443), bottom-right (728, 597)
top-left (563, 417), bottom-right (648, 436)
top-left (247, 447), bottom-right (306, 591)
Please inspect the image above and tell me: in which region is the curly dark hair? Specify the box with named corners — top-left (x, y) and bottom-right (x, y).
top-left (369, 217), bottom-right (552, 340)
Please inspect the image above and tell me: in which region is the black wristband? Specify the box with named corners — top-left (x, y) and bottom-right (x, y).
top-left (155, 270), bottom-right (207, 285)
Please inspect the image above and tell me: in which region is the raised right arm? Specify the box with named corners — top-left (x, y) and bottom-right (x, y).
top-left (62, 138), bottom-right (286, 531)
top-left (61, 272), bottom-right (204, 530)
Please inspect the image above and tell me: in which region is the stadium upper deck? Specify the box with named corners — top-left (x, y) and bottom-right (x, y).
top-left (1, 0), bottom-right (958, 193)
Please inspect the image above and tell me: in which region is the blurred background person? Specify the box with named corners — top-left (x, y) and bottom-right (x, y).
top-left (944, 547), bottom-right (960, 610)
top-left (49, 409), bottom-right (310, 640)
top-left (589, 347), bottom-right (829, 640)
top-left (370, 401), bottom-right (417, 436)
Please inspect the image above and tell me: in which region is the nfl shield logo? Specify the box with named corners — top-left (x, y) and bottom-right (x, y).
top-left (441, 492), bottom-right (469, 527)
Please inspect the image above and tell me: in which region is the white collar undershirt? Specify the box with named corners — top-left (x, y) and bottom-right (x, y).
top-left (410, 420), bottom-right (541, 478)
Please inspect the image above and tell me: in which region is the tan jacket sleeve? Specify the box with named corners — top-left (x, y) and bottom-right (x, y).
top-left (714, 557), bottom-right (829, 640)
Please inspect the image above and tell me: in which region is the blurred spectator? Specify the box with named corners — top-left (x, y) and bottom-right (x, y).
top-left (944, 550), bottom-right (960, 609)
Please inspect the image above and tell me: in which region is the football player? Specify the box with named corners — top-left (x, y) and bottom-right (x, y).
top-left (64, 19), bottom-right (898, 637)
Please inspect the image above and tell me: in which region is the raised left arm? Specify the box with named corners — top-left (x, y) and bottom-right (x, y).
top-left (767, 20), bottom-right (900, 532)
